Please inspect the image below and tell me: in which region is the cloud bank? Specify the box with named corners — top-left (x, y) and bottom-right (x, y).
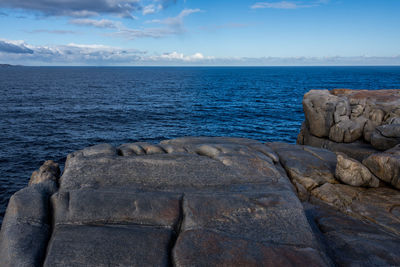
top-left (1, 39), bottom-right (399, 66)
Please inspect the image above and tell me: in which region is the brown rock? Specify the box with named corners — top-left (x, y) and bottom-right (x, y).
top-left (269, 142), bottom-right (337, 191)
top-left (173, 230), bottom-right (328, 267)
top-left (335, 153), bottom-right (379, 187)
top-left (29, 160), bottom-right (60, 186)
top-left (303, 90), bottom-right (340, 138)
top-left (363, 144), bottom-right (400, 189)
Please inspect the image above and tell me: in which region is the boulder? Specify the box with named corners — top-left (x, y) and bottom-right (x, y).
top-left (363, 144), bottom-right (400, 189)
top-left (300, 124), bottom-right (379, 162)
top-left (335, 153), bottom-right (379, 187)
top-left (302, 90), bottom-right (340, 138)
top-left (305, 203), bottom-right (400, 266)
top-left (2, 137), bottom-right (400, 266)
top-left (0, 186), bottom-right (52, 267)
top-left (29, 160), bottom-right (60, 186)
top-left (329, 116), bottom-right (367, 143)
top-left (300, 89), bottom-right (400, 151)
top-left (371, 124), bottom-right (400, 150)
top-left (268, 142), bottom-right (337, 193)
top-left (311, 184), bottom-right (400, 235)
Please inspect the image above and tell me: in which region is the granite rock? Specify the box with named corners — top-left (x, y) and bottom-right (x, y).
top-left (2, 136), bottom-right (400, 266)
top-left (300, 89), bottom-right (400, 152)
top-left (363, 144), bottom-right (400, 189)
top-left (335, 152), bottom-right (380, 187)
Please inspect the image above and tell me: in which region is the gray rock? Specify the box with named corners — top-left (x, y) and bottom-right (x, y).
top-left (305, 203), bottom-right (400, 266)
top-left (303, 90), bottom-right (340, 138)
top-left (363, 108), bottom-right (385, 142)
top-left (363, 144), bottom-right (400, 189)
top-left (301, 124), bottom-right (379, 162)
top-left (117, 143), bottom-right (145, 156)
top-left (29, 160), bottom-right (60, 186)
top-left (52, 189), bottom-right (181, 227)
top-left (370, 124), bottom-right (400, 150)
top-left (0, 186), bottom-right (52, 267)
top-left (44, 224), bottom-right (173, 267)
top-left (311, 184), bottom-right (400, 236)
top-left (2, 136), bottom-right (400, 266)
top-left (335, 153), bottom-right (379, 187)
top-left (269, 142), bottom-right (337, 192)
top-left (329, 116), bottom-right (366, 143)
top-left (173, 230), bottom-right (328, 267)
top-left (182, 192), bottom-right (317, 248)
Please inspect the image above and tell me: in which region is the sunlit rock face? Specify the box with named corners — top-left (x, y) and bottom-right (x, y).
top-left (299, 89), bottom-right (400, 155)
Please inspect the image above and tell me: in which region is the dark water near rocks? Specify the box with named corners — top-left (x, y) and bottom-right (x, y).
top-left (1, 66), bottom-right (400, 223)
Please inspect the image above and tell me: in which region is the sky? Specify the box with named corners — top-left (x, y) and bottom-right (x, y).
top-left (0, 0), bottom-right (399, 66)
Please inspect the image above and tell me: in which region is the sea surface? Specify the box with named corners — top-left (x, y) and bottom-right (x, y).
top-left (1, 66), bottom-right (400, 223)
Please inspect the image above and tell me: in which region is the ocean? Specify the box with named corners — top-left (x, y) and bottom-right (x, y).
top-left (1, 66), bottom-right (400, 223)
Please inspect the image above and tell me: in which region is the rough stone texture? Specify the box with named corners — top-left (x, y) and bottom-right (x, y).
top-left (363, 144), bottom-right (400, 189)
top-left (2, 136), bottom-right (400, 266)
top-left (371, 124), bottom-right (400, 150)
top-left (305, 203), bottom-right (400, 266)
top-left (302, 89), bottom-right (339, 138)
top-left (299, 122), bottom-right (379, 162)
top-left (268, 142), bottom-right (337, 198)
top-left (0, 186), bottom-right (52, 267)
top-left (173, 230), bottom-right (328, 267)
top-left (29, 160), bottom-right (60, 186)
top-left (44, 225), bottom-right (173, 267)
top-left (335, 152), bottom-right (380, 187)
top-left (51, 189), bottom-right (181, 226)
top-left (311, 184), bottom-right (400, 236)
top-left (300, 89), bottom-right (400, 153)
top-left (0, 160), bottom-right (59, 267)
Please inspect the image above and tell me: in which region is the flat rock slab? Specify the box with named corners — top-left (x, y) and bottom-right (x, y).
top-left (2, 137), bottom-right (400, 266)
top-left (6, 137), bottom-right (323, 266)
top-left (305, 203), bottom-right (400, 266)
top-left (44, 224), bottom-right (173, 267)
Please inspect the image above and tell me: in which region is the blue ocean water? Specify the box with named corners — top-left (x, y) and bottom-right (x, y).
top-left (1, 66), bottom-right (400, 223)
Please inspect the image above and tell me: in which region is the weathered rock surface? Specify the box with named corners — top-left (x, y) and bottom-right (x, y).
top-left (0, 162), bottom-right (58, 267)
top-left (363, 144), bottom-right (400, 189)
top-left (298, 121), bottom-right (379, 162)
top-left (270, 142), bottom-right (400, 237)
top-left (1, 137), bottom-right (400, 266)
top-left (305, 202), bottom-right (400, 266)
top-left (371, 124), bottom-right (400, 150)
top-left (268, 142), bottom-right (337, 201)
top-left (335, 152), bottom-right (380, 187)
top-left (299, 89), bottom-right (400, 154)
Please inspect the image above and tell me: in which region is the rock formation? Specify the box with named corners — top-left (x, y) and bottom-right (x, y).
top-left (298, 89), bottom-right (400, 159)
top-left (1, 89), bottom-right (400, 266)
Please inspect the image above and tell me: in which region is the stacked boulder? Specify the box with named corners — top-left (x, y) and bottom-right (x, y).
top-left (298, 89), bottom-right (400, 160)
top-left (297, 89), bottom-right (400, 190)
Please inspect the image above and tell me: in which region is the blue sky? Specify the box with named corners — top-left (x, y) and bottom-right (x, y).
top-left (0, 0), bottom-right (399, 65)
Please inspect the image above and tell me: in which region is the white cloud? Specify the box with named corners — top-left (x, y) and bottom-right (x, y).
top-left (2, 38), bottom-right (399, 66)
top-left (70, 18), bottom-right (122, 29)
top-left (113, 8), bottom-right (201, 39)
top-left (0, 39), bottom-right (33, 54)
top-left (251, 1), bottom-right (328, 9)
top-left (142, 4), bottom-right (163, 15)
top-left (155, 51), bottom-right (210, 61)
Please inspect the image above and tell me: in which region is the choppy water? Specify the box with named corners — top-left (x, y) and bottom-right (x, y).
top-left (1, 66), bottom-right (400, 223)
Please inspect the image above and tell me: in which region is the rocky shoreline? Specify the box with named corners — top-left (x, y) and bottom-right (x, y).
top-left (1, 89), bottom-right (399, 266)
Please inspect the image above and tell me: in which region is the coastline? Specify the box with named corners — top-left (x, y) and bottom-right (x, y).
top-left (1, 89), bottom-right (399, 266)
